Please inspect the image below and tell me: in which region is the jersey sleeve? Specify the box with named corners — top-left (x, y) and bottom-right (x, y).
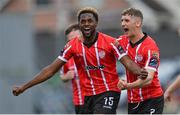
top-left (110, 39), bottom-right (127, 60)
top-left (117, 35), bottom-right (128, 53)
top-left (58, 41), bottom-right (74, 62)
top-left (144, 47), bottom-right (160, 71)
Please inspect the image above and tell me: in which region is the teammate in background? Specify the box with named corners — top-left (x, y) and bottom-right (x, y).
top-left (164, 74), bottom-right (180, 102)
top-left (117, 8), bottom-right (164, 114)
top-left (12, 7), bottom-right (148, 114)
top-left (60, 24), bottom-right (84, 114)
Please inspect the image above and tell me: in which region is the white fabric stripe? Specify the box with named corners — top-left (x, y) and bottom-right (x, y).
top-left (127, 44), bottom-right (133, 103)
top-left (135, 43), bottom-right (143, 101)
top-left (74, 63), bottom-right (78, 77)
top-left (62, 45), bottom-right (71, 57)
top-left (135, 44), bottom-right (141, 63)
top-left (58, 45), bottom-right (72, 62)
top-left (139, 88), bottom-right (143, 101)
top-left (126, 43), bottom-right (130, 54)
top-left (76, 79), bottom-right (83, 105)
top-left (81, 43), bottom-right (96, 95)
top-left (117, 37), bottom-right (122, 41)
top-left (130, 89), bottom-right (133, 103)
top-left (58, 56), bottom-right (67, 62)
top-left (145, 50), bottom-right (157, 71)
top-left (145, 66), bottom-right (156, 71)
top-left (94, 42), bottom-right (109, 91)
top-left (145, 50), bottom-right (151, 68)
top-left (73, 63), bottom-right (83, 105)
top-left (110, 43), bottom-right (127, 60)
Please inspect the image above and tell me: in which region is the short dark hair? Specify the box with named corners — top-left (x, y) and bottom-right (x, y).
top-left (122, 8), bottom-right (143, 21)
top-left (77, 7), bottom-right (98, 22)
top-left (65, 24), bottom-right (80, 36)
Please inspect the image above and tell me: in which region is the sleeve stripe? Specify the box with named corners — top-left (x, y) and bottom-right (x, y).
top-left (58, 45), bottom-right (72, 62)
top-left (145, 50), bottom-right (157, 72)
top-left (145, 50), bottom-right (151, 68)
top-left (145, 66), bottom-right (156, 71)
top-left (62, 45), bottom-right (72, 57)
top-left (117, 37), bottom-right (122, 41)
top-left (58, 56), bottom-right (67, 62)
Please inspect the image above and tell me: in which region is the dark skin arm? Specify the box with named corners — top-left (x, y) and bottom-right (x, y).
top-left (120, 55), bottom-right (148, 77)
top-left (12, 58), bottom-right (66, 96)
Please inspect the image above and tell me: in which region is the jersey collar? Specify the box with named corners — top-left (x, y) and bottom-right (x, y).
top-left (130, 32), bottom-right (147, 48)
top-left (83, 32), bottom-right (98, 48)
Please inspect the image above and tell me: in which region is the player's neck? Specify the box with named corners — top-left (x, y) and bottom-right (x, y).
top-left (83, 31), bottom-right (98, 48)
top-left (130, 31), bottom-right (144, 44)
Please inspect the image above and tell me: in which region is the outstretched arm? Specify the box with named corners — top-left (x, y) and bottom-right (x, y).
top-left (120, 55), bottom-right (148, 77)
top-left (12, 58), bottom-right (66, 96)
top-left (164, 75), bottom-right (180, 102)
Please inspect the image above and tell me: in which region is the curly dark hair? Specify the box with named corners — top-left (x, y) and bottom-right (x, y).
top-left (77, 7), bottom-right (98, 22)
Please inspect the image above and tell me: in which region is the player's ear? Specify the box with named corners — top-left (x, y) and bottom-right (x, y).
top-left (135, 18), bottom-right (141, 27)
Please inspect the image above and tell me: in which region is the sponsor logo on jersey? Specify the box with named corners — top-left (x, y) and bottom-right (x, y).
top-left (86, 65), bottom-right (105, 70)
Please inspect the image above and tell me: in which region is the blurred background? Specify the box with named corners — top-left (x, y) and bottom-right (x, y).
top-left (0, 0), bottom-right (180, 114)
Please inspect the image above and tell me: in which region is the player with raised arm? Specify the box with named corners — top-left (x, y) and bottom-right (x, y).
top-left (12, 7), bottom-right (148, 114)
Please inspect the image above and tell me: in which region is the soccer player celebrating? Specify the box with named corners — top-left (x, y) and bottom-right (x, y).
top-left (117, 8), bottom-right (164, 114)
top-left (12, 7), bottom-right (148, 114)
top-left (60, 24), bottom-right (84, 114)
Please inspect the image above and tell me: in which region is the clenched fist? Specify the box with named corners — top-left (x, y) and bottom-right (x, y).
top-left (12, 86), bottom-right (24, 96)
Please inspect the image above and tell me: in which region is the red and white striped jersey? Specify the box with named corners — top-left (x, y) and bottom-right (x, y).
top-left (118, 33), bottom-right (163, 103)
top-left (60, 58), bottom-right (84, 105)
top-left (58, 32), bottom-right (126, 96)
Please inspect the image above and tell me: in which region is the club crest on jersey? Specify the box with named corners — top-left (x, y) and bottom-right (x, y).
top-left (99, 51), bottom-right (105, 59)
top-left (136, 54), bottom-right (143, 62)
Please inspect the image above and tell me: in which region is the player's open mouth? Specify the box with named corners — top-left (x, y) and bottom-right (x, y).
top-left (83, 28), bottom-right (91, 34)
top-left (124, 28), bottom-right (129, 32)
